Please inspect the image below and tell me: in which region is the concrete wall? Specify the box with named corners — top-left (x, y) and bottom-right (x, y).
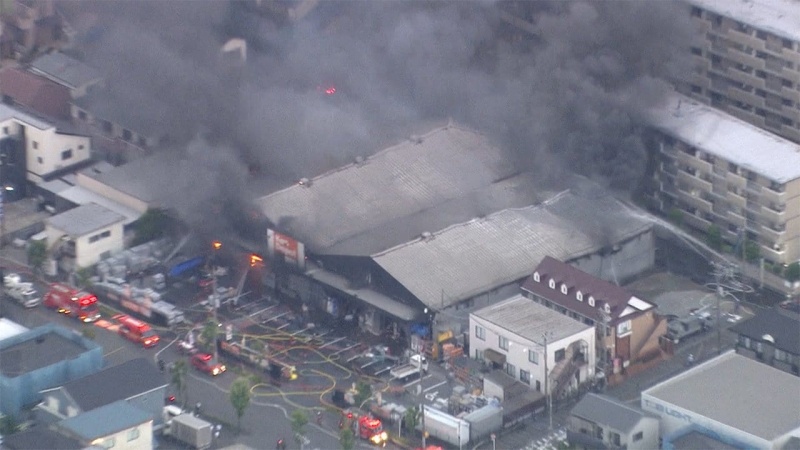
top-left (571, 229), bottom-right (655, 285)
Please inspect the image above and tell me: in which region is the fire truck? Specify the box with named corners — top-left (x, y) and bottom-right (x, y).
top-left (340, 411), bottom-right (388, 447)
top-left (43, 283), bottom-right (101, 323)
top-left (113, 314), bottom-right (160, 348)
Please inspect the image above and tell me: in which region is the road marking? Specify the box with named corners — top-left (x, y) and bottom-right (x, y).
top-left (318, 336), bottom-right (344, 349)
top-left (424, 380), bottom-right (446, 392)
top-left (403, 374), bottom-right (432, 389)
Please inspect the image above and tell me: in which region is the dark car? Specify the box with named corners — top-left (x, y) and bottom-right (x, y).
top-left (190, 353), bottom-right (226, 376)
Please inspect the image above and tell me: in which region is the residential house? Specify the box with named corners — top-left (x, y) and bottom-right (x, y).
top-left (37, 357), bottom-right (169, 429)
top-left (470, 294), bottom-right (596, 399)
top-left (44, 202), bottom-right (124, 271)
top-left (1, 427), bottom-right (86, 450)
top-left (0, 68), bottom-right (71, 119)
top-left (521, 256), bottom-right (665, 376)
top-left (567, 393), bottom-right (660, 450)
top-left (57, 400), bottom-right (153, 450)
top-left (730, 306), bottom-right (800, 376)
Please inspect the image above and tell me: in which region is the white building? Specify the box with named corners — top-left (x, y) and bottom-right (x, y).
top-left (470, 294), bottom-right (596, 396)
top-left (0, 103), bottom-right (91, 184)
top-left (45, 202), bottom-right (125, 270)
top-left (642, 351), bottom-right (800, 450)
top-left (57, 400), bottom-right (153, 450)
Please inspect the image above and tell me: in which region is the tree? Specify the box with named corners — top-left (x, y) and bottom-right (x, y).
top-left (290, 409), bottom-right (308, 448)
top-left (171, 359), bottom-right (189, 408)
top-left (786, 262), bottom-right (800, 282)
top-left (200, 319), bottom-right (220, 352)
top-left (706, 225), bottom-right (723, 251)
top-left (229, 377), bottom-right (251, 432)
top-left (73, 267), bottom-right (93, 288)
top-left (27, 240), bottom-right (46, 274)
top-left (132, 208), bottom-right (170, 246)
top-left (668, 207), bottom-right (684, 227)
top-left (340, 427), bottom-right (355, 450)
top-left (354, 380), bottom-right (372, 407)
top-left (403, 406), bottom-right (419, 436)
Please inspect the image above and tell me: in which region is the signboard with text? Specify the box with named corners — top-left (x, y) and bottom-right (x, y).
top-left (267, 229), bottom-right (306, 270)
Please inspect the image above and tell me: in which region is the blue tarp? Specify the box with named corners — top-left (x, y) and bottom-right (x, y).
top-left (168, 256), bottom-right (205, 278)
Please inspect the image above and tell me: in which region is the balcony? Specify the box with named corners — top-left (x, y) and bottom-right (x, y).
top-left (678, 171), bottom-right (712, 192)
top-left (728, 209), bottom-right (746, 227)
top-left (680, 154), bottom-right (712, 174)
top-left (745, 180), bottom-right (762, 193)
top-left (762, 204), bottom-right (785, 222)
top-left (761, 223), bottom-right (785, 241)
top-left (762, 185), bottom-right (786, 204)
top-left (761, 244), bottom-right (788, 264)
top-left (726, 171), bottom-right (746, 188)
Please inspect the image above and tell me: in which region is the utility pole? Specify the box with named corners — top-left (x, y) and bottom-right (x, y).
top-left (211, 241), bottom-right (222, 365)
top-left (540, 332), bottom-right (553, 431)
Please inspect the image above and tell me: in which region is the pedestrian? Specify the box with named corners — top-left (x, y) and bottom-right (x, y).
top-left (195, 402), bottom-right (202, 416)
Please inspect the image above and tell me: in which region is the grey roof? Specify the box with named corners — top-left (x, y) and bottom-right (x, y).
top-left (72, 88), bottom-right (169, 138)
top-left (1, 428), bottom-right (85, 450)
top-left (61, 357), bottom-right (167, 411)
top-left (46, 202), bottom-right (125, 236)
top-left (471, 294), bottom-right (593, 344)
top-left (29, 52), bottom-right (102, 90)
top-left (0, 327), bottom-right (93, 378)
top-left (669, 429), bottom-right (743, 450)
top-left (0, 102), bottom-right (54, 130)
top-left (0, 317), bottom-right (29, 341)
top-left (37, 178), bottom-right (74, 195)
top-left (58, 186), bottom-right (142, 225)
top-left (256, 124), bottom-right (528, 255)
top-left (648, 94), bottom-right (800, 184)
top-left (684, 0), bottom-right (800, 43)
top-left (729, 307), bottom-right (800, 355)
top-left (59, 400), bottom-right (153, 440)
top-left (571, 393), bottom-right (656, 433)
top-left (642, 351), bottom-right (800, 441)
top-left (373, 187), bottom-right (651, 310)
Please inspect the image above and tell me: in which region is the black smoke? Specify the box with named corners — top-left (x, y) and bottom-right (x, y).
top-left (60, 0), bottom-right (694, 240)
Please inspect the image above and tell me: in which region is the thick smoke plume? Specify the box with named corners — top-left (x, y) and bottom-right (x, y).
top-left (62, 0), bottom-right (694, 241)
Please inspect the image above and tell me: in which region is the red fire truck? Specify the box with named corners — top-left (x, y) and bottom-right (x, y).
top-left (43, 283), bottom-right (101, 323)
top-left (340, 411), bottom-right (388, 446)
top-left (113, 314), bottom-right (160, 348)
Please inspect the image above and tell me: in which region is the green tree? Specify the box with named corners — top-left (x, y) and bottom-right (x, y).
top-left (668, 207), bottom-right (684, 227)
top-left (229, 377), bottom-right (251, 432)
top-left (200, 319), bottom-right (220, 352)
top-left (744, 240), bottom-right (760, 263)
top-left (74, 267), bottom-right (93, 288)
top-left (354, 380), bottom-right (372, 407)
top-left (786, 262), bottom-right (800, 282)
top-left (290, 409), bottom-right (309, 448)
top-left (403, 405), bottom-right (419, 436)
top-left (706, 225), bottom-right (723, 251)
top-left (132, 208), bottom-right (170, 246)
top-left (0, 414), bottom-right (19, 435)
top-left (27, 239), bottom-right (46, 274)
top-left (340, 427), bottom-right (355, 450)
top-left (170, 359), bottom-right (189, 408)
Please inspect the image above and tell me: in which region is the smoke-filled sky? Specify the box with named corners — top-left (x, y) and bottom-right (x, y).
top-left (62, 0), bottom-right (695, 240)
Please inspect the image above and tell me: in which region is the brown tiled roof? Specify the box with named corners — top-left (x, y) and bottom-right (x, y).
top-left (0, 68), bottom-right (71, 119)
top-left (521, 256), bottom-right (651, 325)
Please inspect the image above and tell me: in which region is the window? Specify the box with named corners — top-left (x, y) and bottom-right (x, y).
top-left (690, 46), bottom-right (702, 56)
top-left (78, 110), bottom-right (87, 121)
top-left (617, 320), bottom-right (632, 336)
top-left (2, 127), bottom-right (7, 135)
top-left (505, 362), bottom-right (516, 378)
top-left (633, 431), bottom-right (643, 442)
top-left (37, 157), bottom-right (42, 164)
top-left (102, 438), bottom-right (115, 449)
top-left (775, 349), bottom-right (786, 362)
top-left (61, 149), bottom-right (73, 160)
top-left (610, 432), bottom-right (621, 446)
top-left (560, 284), bottom-right (568, 295)
top-left (122, 129), bottom-right (133, 141)
top-left (555, 348), bottom-right (565, 362)
top-left (548, 279), bottom-right (555, 289)
top-left (576, 291), bottom-right (583, 301)
top-left (127, 428), bottom-right (140, 442)
top-left (475, 349), bottom-right (484, 360)
top-left (475, 325), bottom-right (485, 341)
top-left (520, 369), bottom-right (531, 385)
top-left (690, 6), bottom-right (701, 17)
top-left (533, 272), bottom-right (540, 282)
top-left (78, 144), bottom-right (84, 150)
top-left (588, 296), bottom-right (595, 307)
top-left (499, 336), bottom-right (509, 351)
top-left (32, 141), bottom-right (38, 149)
top-left (528, 349), bottom-right (539, 364)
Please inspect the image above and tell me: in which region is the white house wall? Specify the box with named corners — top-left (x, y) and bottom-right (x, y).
top-left (89, 421), bottom-right (153, 450)
top-left (470, 315), bottom-right (596, 395)
top-left (641, 393), bottom-right (770, 450)
top-left (74, 223), bottom-right (124, 267)
top-left (23, 127), bottom-right (90, 183)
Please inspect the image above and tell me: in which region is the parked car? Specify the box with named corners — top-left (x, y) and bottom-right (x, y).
top-left (190, 353), bottom-right (226, 376)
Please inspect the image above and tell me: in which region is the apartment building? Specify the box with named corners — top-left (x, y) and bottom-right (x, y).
top-left (679, 0), bottom-right (800, 143)
top-left (649, 94), bottom-right (800, 266)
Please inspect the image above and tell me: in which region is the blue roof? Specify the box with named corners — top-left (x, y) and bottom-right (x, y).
top-left (59, 400), bottom-right (152, 440)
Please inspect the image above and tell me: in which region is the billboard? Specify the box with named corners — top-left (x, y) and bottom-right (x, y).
top-left (267, 229), bottom-right (306, 269)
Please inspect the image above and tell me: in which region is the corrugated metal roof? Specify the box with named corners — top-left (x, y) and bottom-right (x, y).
top-left (46, 202), bottom-right (125, 236)
top-left (373, 188), bottom-right (651, 310)
top-left (255, 124), bottom-right (518, 254)
top-left (29, 52), bottom-right (102, 90)
top-left (643, 351), bottom-right (800, 441)
top-left (471, 294), bottom-right (592, 343)
top-left (58, 186), bottom-right (142, 225)
top-left (649, 94), bottom-right (800, 183)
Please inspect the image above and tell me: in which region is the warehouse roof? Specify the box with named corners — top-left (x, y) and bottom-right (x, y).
top-left (373, 186), bottom-right (651, 310)
top-left (642, 351), bottom-right (800, 441)
top-left (729, 307), bottom-right (800, 355)
top-left (61, 358), bottom-right (166, 412)
top-left (649, 94), bottom-right (800, 184)
top-left (471, 294), bottom-right (592, 344)
top-left (59, 400), bottom-right (152, 440)
top-left (46, 203), bottom-right (125, 236)
top-left (256, 124), bottom-right (529, 255)
top-left (571, 393), bottom-right (657, 433)
top-left (0, 326), bottom-right (93, 377)
top-left (58, 186), bottom-right (142, 225)
top-left (684, 0), bottom-right (800, 43)
top-left (29, 52), bottom-right (102, 90)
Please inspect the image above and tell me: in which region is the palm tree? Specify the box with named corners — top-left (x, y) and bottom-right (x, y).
top-left (170, 359), bottom-right (189, 408)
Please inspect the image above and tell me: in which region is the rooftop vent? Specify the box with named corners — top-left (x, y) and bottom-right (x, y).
top-left (355, 156), bottom-right (366, 166)
top-left (410, 135), bottom-right (423, 145)
top-left (298, 177), bottom-right (312, 187)
top-left (421, 231), bottom-right (433, 241)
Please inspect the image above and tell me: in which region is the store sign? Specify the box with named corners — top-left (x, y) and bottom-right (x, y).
top-left (267, 229), bottom-right (306, 269)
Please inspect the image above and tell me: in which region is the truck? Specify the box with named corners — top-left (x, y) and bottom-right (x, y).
top-left (113, 314), bottom-right (160, 348)
top-left (3, 273), bottom-right (40, 308)
top-left (43, 283), bottom-right (101, 323)
top-left (389, 354), bottom-right (429, 382)
top-left (163, 413), bottom-right (212, 449)
top-left (666, 311), bottom-right (714, 344)
top-left (420, 406), bottom-right (470, 448)
top-left (340, 411), bottom-right (388, 447)
top-left (91, 280), bottom-right (184, 327)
